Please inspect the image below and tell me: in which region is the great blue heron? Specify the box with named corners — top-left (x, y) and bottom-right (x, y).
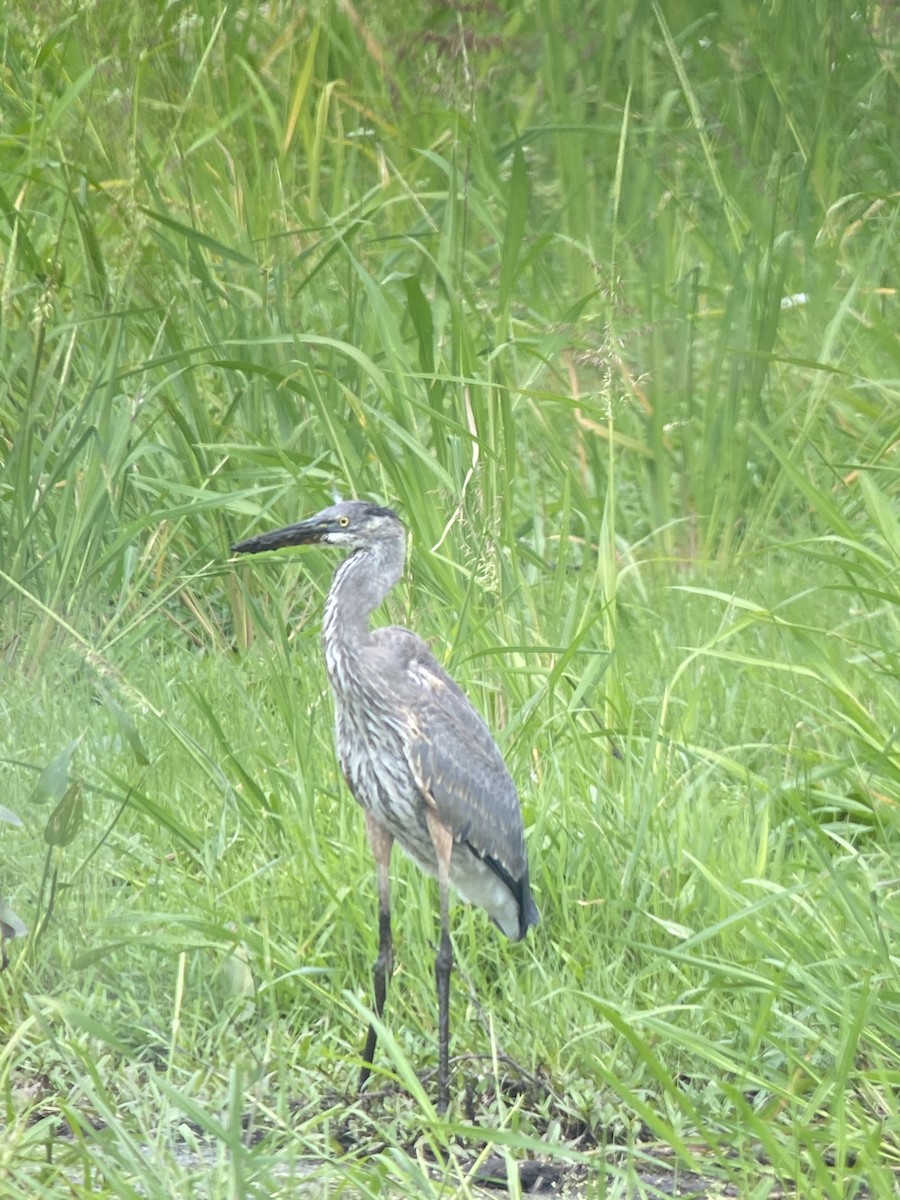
top-left (232, 500), bottom-right (538, 1112)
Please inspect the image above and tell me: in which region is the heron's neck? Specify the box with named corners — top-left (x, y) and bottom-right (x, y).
top-left (322, 538), bottom-right (405, 653)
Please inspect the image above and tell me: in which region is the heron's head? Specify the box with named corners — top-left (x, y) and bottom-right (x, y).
top-left (231, 500), bottom-right (404, 556)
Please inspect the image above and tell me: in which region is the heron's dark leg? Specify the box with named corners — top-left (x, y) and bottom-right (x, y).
top-left (425, 810), bottom-right (454, 1115)
top-left (359, 813), bottom-right (394, 1094)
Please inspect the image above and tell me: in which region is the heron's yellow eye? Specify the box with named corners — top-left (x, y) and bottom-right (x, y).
top-left (339, 516), bottom-right (350, 527)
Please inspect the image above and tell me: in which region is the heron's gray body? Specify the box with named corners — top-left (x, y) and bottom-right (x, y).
top-left (232, 499), bottom-right (537, 1110)
top-left (327, 613), bottom-right (531, 941)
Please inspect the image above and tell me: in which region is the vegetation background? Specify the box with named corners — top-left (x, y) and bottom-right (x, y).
top-left (1, 0), bottom-right (898, 1195)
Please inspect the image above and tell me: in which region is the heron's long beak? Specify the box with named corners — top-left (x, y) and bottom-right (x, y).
top-left (231, 516), bottom-right (325, 555)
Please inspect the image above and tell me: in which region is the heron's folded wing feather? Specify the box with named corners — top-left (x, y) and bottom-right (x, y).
top-left (385, 635), bottom-right (529, 879)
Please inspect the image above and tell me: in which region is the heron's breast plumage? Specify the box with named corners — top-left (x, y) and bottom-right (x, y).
top-left (334, 688), bottom-right (434, 861)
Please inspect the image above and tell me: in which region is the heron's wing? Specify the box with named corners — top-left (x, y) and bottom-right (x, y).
top-left (375, 628), bottom-right (529, 880)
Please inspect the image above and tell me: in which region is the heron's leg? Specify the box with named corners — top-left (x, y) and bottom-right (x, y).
top-left (425, 810), bottom-right (454, 1115)
top-left (359, 813), bottom-right (394, 1094)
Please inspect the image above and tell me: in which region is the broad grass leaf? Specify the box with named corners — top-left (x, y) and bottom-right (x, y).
top-left (43, 782), bottom-right (84, 847)
top-left (29, 736), bottom-right (83, 806)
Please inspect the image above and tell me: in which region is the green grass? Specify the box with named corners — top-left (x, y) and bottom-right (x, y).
top-left (1, 0), bottom-right (898, 1195)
